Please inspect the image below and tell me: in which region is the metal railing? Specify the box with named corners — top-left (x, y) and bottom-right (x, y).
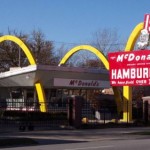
top-left (0, 100), bottom-right (149, 131)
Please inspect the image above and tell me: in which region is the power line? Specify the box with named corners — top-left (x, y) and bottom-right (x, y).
top-left (51, 40), bottom-right (126, 46)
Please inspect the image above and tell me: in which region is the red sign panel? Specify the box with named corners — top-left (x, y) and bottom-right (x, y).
top-left (144, 14), bottom-right (150, 33)
top-left (108, 50), bottom-right (150, 86)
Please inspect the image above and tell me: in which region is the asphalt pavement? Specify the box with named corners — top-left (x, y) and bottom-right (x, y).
top-left (0, 126), bottom-right (150, 149)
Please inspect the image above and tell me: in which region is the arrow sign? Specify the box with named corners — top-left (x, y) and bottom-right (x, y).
top-left (144, 14), bottom-right (150, 33)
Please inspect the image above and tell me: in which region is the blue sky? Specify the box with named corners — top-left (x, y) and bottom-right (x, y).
top-left (0, 0), bottom-right (150, 46)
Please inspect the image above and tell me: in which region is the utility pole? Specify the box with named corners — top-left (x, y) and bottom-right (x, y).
top-left (19, 48), bottom-right (21, 67)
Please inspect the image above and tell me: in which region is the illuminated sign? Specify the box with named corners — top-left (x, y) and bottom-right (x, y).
top-left (108, 50), bottom-right (150, 86)
top-left (144, 14), bottom-right (150, 33)
top-left (137, 14), bottom-right (150, 49)
top-left (53, 78), bottom-right (110, 88)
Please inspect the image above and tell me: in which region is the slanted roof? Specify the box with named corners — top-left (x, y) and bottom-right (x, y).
top-left (0, 65), bottom-right (110, 88)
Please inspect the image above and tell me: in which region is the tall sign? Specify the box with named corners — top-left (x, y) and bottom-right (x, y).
top-left (137, 14), bottom-right (150, 49)
top-left (108, 50), bottom-right (150, 86)
top-left (144, 14), bottom-right (150, 33)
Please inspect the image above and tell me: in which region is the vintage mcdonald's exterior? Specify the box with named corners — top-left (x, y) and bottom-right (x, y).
top-left (0, 36), bottom-right (111, 115)
top-left (0, 64), bottom-right (110, 112)
top-left (0, 13), bottom-right (148, 122)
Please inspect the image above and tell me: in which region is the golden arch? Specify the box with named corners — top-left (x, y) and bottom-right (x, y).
top-left (0, 35), bottom-right (47, 112)
top-left (59, 45), bottom-right (122, 114)
top-left (0, 35), bottom-right (36, 65)
top-left (122, 22), bottom-right (144, 122)
top-left (59, 45), bottom-right (109, 69)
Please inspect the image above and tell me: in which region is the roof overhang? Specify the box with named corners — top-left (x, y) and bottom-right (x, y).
top-left (0, 65), bottom-right (110, 88)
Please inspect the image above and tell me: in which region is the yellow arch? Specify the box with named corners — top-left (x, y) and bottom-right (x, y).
top-left (0, 35), bottom-right (47, 112)
top-left (125, 22), bottom-right (144, 51)
top-left (122, 22), bottom-right (144, 122)
top-left (59, 45), bottom-right (122, 114)
top-left (0, 35), bottom-right (36, 65)
top-left (35, 82), bottom-right (47, 112)
top-left (59, 45), bottom-right (109, 69)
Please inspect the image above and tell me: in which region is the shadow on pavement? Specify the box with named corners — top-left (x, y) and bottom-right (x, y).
top-left (0, 137), bottom-right (87, 148)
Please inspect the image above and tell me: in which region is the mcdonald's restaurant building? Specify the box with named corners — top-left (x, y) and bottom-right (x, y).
top-left (0, 35), bottom-right (116, 129)
top-left (0, 64), bottom-right (111, 113)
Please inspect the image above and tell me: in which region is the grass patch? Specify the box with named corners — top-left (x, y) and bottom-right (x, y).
top-left (0, 138), bottom-right (38, 147)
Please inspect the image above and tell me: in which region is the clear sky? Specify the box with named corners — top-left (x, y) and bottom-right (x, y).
top-left (0, 0), bottom-right (150, 46)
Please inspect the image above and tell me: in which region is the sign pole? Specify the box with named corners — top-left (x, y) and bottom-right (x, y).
top-left (122, 86), bottom-right (132, 122)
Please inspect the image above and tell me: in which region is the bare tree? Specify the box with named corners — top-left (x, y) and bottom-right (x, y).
top-left (77, 28), bottom-right (125, 68)
top-left (28, 29), bottom-right (55, 65)
top-left (54, 44), bottom-right (68, 65)
top-left (52, 29), bottom-right (123, 68)
top-left (54, 44), bottom-right (84, 67)
top-left (0, 29), bottom-right (56, 71)
top-left (92, 28), bottom-right (124, 54)
top-left (0, 30), bottom-right (29, 71)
